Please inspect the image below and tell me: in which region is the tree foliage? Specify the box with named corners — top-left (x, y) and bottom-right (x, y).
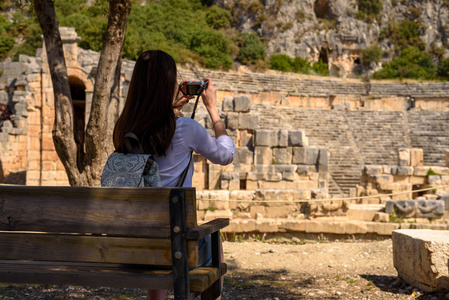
top-left (361, 44), bottom-right (382, 68)
top-left (237, 32), bottom-right (266, 64)
top-left (270, 54), bottom-right (329, 76)
top-left (373, 46), bottom-right (436, 79)
top-left (437, 58), bottom-right (449, 78)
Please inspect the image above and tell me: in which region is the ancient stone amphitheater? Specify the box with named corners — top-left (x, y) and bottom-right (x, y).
top-left (1, 28), bottom-right (449, 238)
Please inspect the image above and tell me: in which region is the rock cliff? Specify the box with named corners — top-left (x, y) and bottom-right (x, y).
top-left (215, 0), bottom-right (449, 77)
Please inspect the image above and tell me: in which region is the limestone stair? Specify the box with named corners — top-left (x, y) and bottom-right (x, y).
top-left (408, 110), bottom-right (449, 166)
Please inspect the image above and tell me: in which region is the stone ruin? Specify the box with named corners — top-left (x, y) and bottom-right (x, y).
top-left (1, 27), bottom-right (449, 237)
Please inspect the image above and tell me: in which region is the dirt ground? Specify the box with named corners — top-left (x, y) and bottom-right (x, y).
top-left (0, 238), bottom-right (448, 300)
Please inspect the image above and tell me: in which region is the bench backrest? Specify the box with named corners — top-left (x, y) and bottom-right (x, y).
top-left (0, 186), bottom-right (199, 266)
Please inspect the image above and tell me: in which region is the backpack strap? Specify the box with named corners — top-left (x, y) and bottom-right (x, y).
top-left (124, 132), bottom-right (145, 154)
top-left (175, 151), bottom-right (192, 187)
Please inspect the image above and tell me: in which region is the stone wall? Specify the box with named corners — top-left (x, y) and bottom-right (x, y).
top-left (359, 148), bottom-right (449, 205)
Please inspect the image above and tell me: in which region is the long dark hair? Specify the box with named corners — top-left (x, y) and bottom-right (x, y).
top-left (113, 50), bottom-right (177, 156)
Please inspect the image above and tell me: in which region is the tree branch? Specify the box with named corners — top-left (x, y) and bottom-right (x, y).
top-left (34, 0), bottom-right (80, 185)
top-left (85, 0), bottom-right (131, 185)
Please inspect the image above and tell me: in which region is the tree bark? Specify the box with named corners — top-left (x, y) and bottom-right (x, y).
top-left (34, 0), bottom-right (131, 186)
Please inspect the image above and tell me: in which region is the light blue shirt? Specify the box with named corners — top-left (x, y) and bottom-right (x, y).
top-left (154, 117), bottom-right (235, 187)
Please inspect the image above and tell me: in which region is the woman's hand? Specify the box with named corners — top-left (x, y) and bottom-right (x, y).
top-left (201, 78), bottom-right (217, 111)
top-left (173, 80), bottom-right (193, 109)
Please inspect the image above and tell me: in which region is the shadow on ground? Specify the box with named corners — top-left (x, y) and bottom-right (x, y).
top-left (361, 274), bottom-right (448, 300)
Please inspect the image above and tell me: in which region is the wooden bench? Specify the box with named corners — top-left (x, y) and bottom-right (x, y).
top-left (0, 185), bottom-right (228, 299)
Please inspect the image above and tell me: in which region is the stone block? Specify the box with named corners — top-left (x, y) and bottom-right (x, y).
top-left (250, 205), bottom-right (267, 218)
top-left (265, 206), bottom-right (294, 218)
top-left (226, 112), bottom-right (239, 130)
top-left (296, 165), bottom-right (308, 175)
top-left (410, 148), bottom-right (423, 167)
top-left (204, 209), bottom-right (233, 221)
top-left (395, 166), bottom-right (414, 176)
top-left (233, 147), bottom-right (254, 166)
top-left (414, 166), bottom-right (430, 177)
top-left (347, 204), bottom-right (384, 221)
top-left (288, 130), bottom-right (308, 147)
top-left (386, 200), bottom-right (444, 218)
top-left (266, 172), bottom-right (282, 182)
top-left (416, 200), bottom-right (444, 218)
top-left (385, 200), bottom-right (416, 217)
top-left (222, 96), bottom-right (234, 111)
top-left (229, 178), bottom-right (240, 190)
top-left (373, 223), bottom-right (400, 235)
top-left (246, 180), bottom-right (259, 190)
top-left (238, 114), bottom-right (258, 130)
top-left (247, 172), bottom-right (264, 181)
top-left (392, 229), bottom-right (449, 292)
top-left (428, 175), bottom-right (441, 184)
top-left (255, 129), bottom-right (277, 146)
top-left (292, 147), bottom-right (319, 165)
top-left (373, 212), bottom-right (390, 222)
top-left (272, 147), bottom-right (292, 164)
top-left (255, 219), bottom-right (279, 232)
top-left (277, 130), bottom-right (288, 147)
top-left (208, 164), bottom-right (222, 190)
top-left (229, 190), bottom-right (255, 210)
top-left (430, 167), bottom-right (449, 175)
top-left (234, 95), bottom-right (251, 112)
top-left (318, 148), bottom-right (329, 172)
top-left (437, 194), bottom-right (449, 211)
top-left (398, 148), bottom-right (411, 166)
top-left (238, 130), bottom-right (254, 148)
top-left (222, 219), bottom-right (256, 233)
top-left (445, 150), bottom-right (449, 168)
top-left (364, 165), bottom-right (383, 176)
top-left (255, 147), bottom-right (272, 165)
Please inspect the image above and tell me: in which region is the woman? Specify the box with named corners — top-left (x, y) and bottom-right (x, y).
top-left (113, 50), bottom-right (235, 299)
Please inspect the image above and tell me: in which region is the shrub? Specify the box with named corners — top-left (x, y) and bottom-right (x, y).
top-left (311, 59), bottom-right (329, 76)
top-left (205, 5), bottom-right (232, 30)
top-left (0, 36), bottom-right (15, 57)
top-left (270, 54), bottom-right (292, 72)
top-left (361, 44), bottom-right (382, 68)
top-left (437, 58), bottom-right (449, 78)
top-left (237, 33), bottom-right (266, 64)
top-left (291, 56), bottom-right (311, 73)
top-left (373, 46), bottom-right (436, 79)
top-left (357, 0), bottom-right (382, 20)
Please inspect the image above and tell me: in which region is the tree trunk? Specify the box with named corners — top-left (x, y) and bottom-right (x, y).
top-left (34, 0), bottom-right (131, 186)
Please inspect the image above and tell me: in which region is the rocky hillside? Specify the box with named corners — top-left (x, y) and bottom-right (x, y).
top-left (214, 0), bottom-right (449, 77)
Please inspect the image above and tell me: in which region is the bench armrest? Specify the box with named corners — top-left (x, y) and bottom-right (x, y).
top-left (186, 218), bottom-right (229, 240)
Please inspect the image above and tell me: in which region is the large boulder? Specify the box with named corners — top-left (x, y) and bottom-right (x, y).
top-left (392, 229), bottom-right (449, 292)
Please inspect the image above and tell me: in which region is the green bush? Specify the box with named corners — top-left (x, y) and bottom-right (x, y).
top-left (373, 46), bottom-right (436, 79)
top-left (361, 44), bottom-right (382, 68)
top-left (437, 58), bottom-right (449, 78)
top-left (0, 36), bottom-right (15, 57)
top-left (270, 54), bottom-right (292, 72)
top-left (205, 5), bottom-right (232, 29)
top-left (381, 19), bottom-right (425, 53)
top-left (237, 33), bottom-right (266, 64)
top-left (357, 0), bottom-right (383, 15)
top-left (311, 59), bottom-right (329, 76)
top-left (291, 56), bottom-right (311, 73)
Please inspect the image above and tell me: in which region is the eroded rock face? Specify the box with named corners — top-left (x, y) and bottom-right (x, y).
top-left (392, 229), bottom-right (449, 292)
top-left (216, 0), bottom-right (449, 78)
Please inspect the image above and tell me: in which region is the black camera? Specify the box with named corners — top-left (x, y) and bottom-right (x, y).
top-left (181, 81), bottom-right (208, 96)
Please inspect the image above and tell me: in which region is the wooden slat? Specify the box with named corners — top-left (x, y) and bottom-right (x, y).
top-left (0, 186), bottom-right (196, 237)
top-left (0, 260), bottom-right (226, 292)
top-left (0, 232), bottom-right (199, 266)
top-left (186, 218), bottom-right (230, 240)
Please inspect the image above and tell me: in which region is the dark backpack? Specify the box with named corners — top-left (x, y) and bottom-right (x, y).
top-left (101, 133), bottom-right (162, 187)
